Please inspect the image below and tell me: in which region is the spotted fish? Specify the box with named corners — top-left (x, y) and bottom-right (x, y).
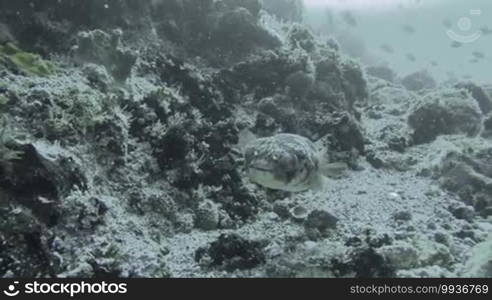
top-left (243, 133), bottom-right (346, 192)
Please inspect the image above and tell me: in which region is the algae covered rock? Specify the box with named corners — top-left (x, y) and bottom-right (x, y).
top-left (0, 43), bottom-right (55, 76)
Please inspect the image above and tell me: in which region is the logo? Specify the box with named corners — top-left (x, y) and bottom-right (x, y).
top-left (446, 9), bottom-right (482, 43)
top-left (3, 281), bottom-right (20, 297)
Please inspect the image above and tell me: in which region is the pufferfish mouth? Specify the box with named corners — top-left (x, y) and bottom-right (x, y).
top-left (249, 166), bottom-right (274, 172)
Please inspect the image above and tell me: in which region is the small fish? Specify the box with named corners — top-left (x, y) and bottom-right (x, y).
top-left (380, 43), bottom-right (394, 54)
top-left (480, 26), bottom-right (492, 35)
top-left (406, 53), bottom-right (416, 62)
top-left (402, 24), bottom-right (416, 34)
top-left (472, 51), bottom-right (485, 59)
top-left (341, 10), bottom-right (357, 27)
top-left (469, 58), bottom-right (479, 64)
top-left (451, 41), bottom-right (462, 48)
top-left (430, 61), bottom-right (439, 67)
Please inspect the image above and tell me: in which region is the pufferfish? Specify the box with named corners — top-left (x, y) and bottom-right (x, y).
top-left (242, 133), bottom-right (346, 192)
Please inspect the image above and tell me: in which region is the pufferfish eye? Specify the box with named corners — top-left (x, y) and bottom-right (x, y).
top-left (279, 154), bottom-right (295, 168)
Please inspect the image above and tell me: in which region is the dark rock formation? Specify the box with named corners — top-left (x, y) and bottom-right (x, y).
top-left (408, 89), bottom-right (482, 144)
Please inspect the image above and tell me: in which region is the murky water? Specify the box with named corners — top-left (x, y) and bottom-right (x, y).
top-left (306, 0), bottom-right (492, 83)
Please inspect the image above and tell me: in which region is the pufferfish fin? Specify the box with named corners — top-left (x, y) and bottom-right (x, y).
top-left (237, 128), bottom-right (257, 151)
top-left (317, 152), bottom-right (349, 179)
top-left (309, 173), bottom-right (329, 192)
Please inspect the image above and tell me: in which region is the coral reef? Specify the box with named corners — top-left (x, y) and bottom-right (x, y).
top-left (0, 0), bottom-right (490, 278)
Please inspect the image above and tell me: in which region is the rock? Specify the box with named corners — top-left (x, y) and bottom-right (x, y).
top-left (377, 242), bottom-right (419, 269)
top-left (323, 111), bottom-right (365, 154)
top-left (195, 234), bottom-right (266, 271)
top-left (195, 199), bottom-right (220, 231)
top-left (0, 141), bottom-right (87, 226)
top-left (460, 236), bottom-right (492, 277)
top-left (273, 199), bottom-right (292, 219)
top-left (0, 202), bottom-right (56, 277)
top-left (401, 70), bottom-right (436, 91)
top-left (408, 88), bottom-right (482, 144)
top-left (448, 203), bottom-right (476, 222)
top-left (334, 247), bottom-right (396, 277)
top-left (0, 43), bottom-right (55, 77)
top-left (414, 236), bottom-right (454, 267)
top-left (455, 82), bottom-right (492, 114)
top-left (434, 232), bottom-right (451, 245)
top-left (305, 210), bottom-right (338, 233)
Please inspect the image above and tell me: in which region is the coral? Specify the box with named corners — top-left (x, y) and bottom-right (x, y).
top-left (0, 43), bottom-right (55, 76)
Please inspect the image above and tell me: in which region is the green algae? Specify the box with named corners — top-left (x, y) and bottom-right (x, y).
top-left (0, 43), bottom-right (55, 76)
